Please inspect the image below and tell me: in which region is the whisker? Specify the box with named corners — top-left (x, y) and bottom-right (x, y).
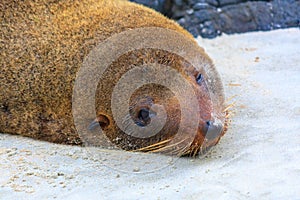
top-left (223, 102), bottom-right (235, 113)
top-left (224, 94), bottom-right (238, 104)
top-left (188, 144), bottom-right (197, 157)
top-left (134, 139), bottom-right (171, 152)
top-left (170, 143), bottom-right (190, 156)
top-left (150, 138), bottom-right (189, 153)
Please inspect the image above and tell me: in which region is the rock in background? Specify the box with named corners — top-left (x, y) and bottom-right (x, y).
top-left (130, 0), bottom-right (300, 38)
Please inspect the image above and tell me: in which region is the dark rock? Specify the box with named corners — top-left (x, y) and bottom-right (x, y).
top-left (272, 0), bottom-right (300, 28)
top-left (129, 0), bottom-right (171, 15)
top-left (174, 0), bottom-right (184, 6)
top-left (177, 17), bottom-right (186, 25)
top-left (132, 0), bottom-right (300, 38)
top-left (218, 0), bottom-right (247, 6)
top-left (186, 9), bottom-right (194, 15)
top-left (249, 2), bottom-right (273, 31)
top-left (199, 21), bottom-right (220, 38)
top-left (172, 9), bottom-right (186, 19)
top-left (206, 0), bottom-right (219, 6)
top-left (220, 3), bottom-right (258, 33)
top-left (187, 26), bottom-right (200, 37)
top-left (193, 2), bottom-right (210, 10)
top-left (194, 9), bottom-right (217, 22)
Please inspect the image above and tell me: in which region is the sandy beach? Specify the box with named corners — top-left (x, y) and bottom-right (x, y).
top-left (1, 28), bottom-right (299, 199)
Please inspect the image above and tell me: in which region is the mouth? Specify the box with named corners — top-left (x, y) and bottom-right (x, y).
top-left (180, 114), bottom-right (227, 156)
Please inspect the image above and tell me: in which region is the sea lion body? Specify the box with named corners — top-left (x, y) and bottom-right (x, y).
top-left (0, 0), bottom-right (227, 155)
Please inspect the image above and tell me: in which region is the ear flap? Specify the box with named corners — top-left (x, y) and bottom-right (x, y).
top-left (88, 114), bottom-right (110, 130)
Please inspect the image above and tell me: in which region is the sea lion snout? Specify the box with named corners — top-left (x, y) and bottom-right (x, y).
top-left (204, 120), bottom-right (224, 141)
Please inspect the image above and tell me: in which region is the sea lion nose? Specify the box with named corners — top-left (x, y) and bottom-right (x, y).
top-left (204, 120), bottom-right (223, 140)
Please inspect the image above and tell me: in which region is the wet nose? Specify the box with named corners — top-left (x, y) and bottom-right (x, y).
top-left (204, 120), bottom-right (223, 140)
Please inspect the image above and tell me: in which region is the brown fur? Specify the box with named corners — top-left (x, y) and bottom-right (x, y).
top-left (0, 0), bottom-right (227, 155)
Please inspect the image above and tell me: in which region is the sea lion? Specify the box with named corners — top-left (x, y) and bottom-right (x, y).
top-left (0, 0), bottom-right (228, 156)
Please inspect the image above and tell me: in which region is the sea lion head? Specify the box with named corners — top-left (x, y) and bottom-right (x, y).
top-left (85, 48), bottom-right (227, 156)
top-left (74, 28), bottom-right (227, 157)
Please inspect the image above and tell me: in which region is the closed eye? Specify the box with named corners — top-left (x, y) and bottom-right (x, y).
top-left (196, 73), bottom-right (203, 85)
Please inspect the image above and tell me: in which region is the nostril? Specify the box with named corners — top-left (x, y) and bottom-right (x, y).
top-left (138, 108), bottom-right (150, 121)
top-left (206, 120), bottom-right (211, 127)
top-left (204, 120), bottom-right (223, 141)
top-left (136, 108), bottom-right (152, 127)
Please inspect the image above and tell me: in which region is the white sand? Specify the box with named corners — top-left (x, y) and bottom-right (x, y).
top-left (1, 28), bottom-right (299, 199)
